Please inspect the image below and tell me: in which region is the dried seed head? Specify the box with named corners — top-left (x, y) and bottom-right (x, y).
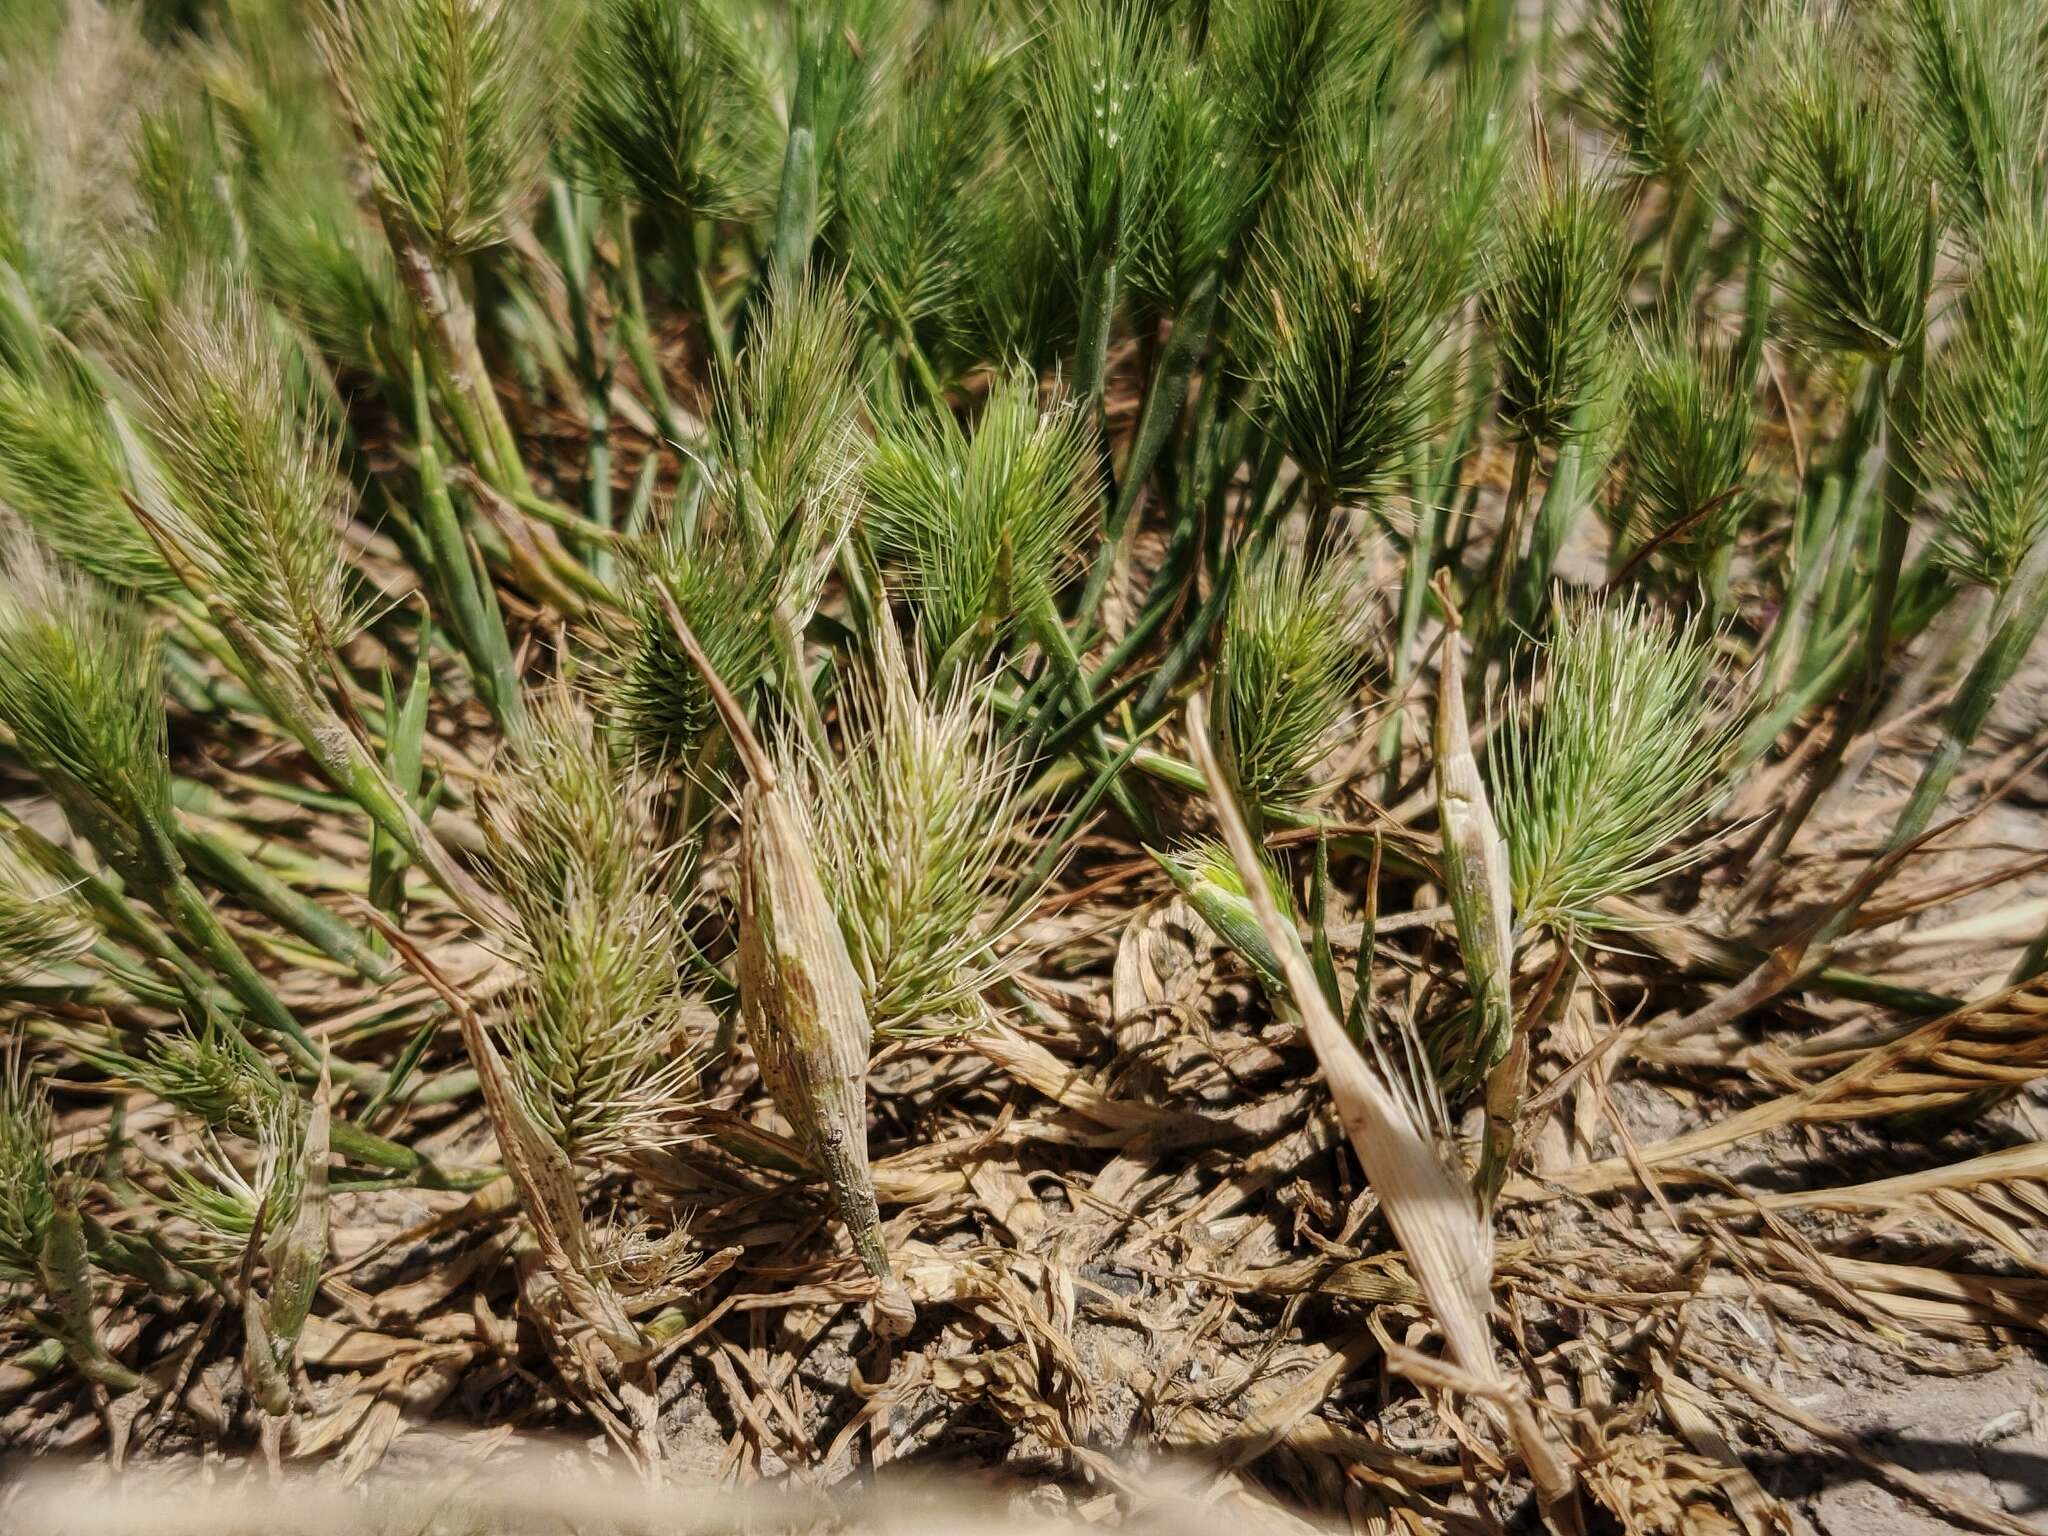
top-left (1433, 616), bottom-right (1515, 1080)
top-left (793, 640), bottom-right (1029, 1038)
top-left (480, 691), bottom-right (700, 1164)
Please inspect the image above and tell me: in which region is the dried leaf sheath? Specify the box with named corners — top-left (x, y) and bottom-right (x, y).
top-left (1184, 693), bottom-right (1582, 1534)
top-left (658, 591), bottom-right (913, 1337)
top-left (1433, 595), bottom-right (1515, 1077)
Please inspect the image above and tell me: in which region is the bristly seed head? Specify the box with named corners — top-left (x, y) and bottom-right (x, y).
top-left (790, 637), bottom-right (1030, 1038)
top-left (479, 691), bottom-right (700, 1164)
top-left (1493, 592), bottom-right (1743, 936)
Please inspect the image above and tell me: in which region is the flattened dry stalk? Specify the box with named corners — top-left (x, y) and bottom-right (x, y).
top-left (1432, 581), bottom-right (1517, 1101)
top-left (369, 914), bottom-right (647, 1363)
top-left (1184, 693), bottom-right (1582, 1534)
top-left (657, 590), bottom-right (914, 1339)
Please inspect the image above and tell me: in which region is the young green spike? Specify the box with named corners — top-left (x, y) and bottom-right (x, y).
top-left (1489, 150), bottom-right (1627, 450)
top-left (1584, 0), bottom-right (1726, 185)
top-left (864, 372), bottom-right (1096, 674)
top-left (1217, 540), bottom-right (1376, 809)
top-left (611, 516), bottom-right (779, 769)
top-left (0, 837), bottom-right (91, 989)
top-left (0, 362), bottom-right (167, 592)
top-left (0, 539), bottom-right (177, 898)
top-left (572, 0), bottom-right (778, 226)
top-left (1614, 321), bottom-right (1757, 590)
top-left (320, 0), bottom-right (561, 260)
top-left (0, 0), bottom-right (158, 339)
top-left (1890, 0), bottom-right (2047, 236)
top-left (119, 277), bottom-right (366, 684)
top-left (1, 1044), bottom-right (144, 1391)
top-left (1887, 210), bottom-right (2048, 854)
top-left (0, 1042), bottom-right (54, 1291)
top-left (722, 274), bottom-right (867, 564)
top-left (1234, 159), bottom-right (1445, 508)
top-left (1734, 15), bottom-right (1934, 360)
top-left (1493, 593), bottom-right (1740, 937)
top-left (1481, 147), bottom-right (1626, 630)
top-left (836, 16), bottom-right (1003, 367)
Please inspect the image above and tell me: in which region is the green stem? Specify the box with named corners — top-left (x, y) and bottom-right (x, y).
top-left (1076, 270), bottom-right (1218, 627)
top-left (1885, 552), bottom-right (2048, 857)
top-left (174, 825), bottom-right (397, 986)
top-left (674, 213), bottom-right (736, 392)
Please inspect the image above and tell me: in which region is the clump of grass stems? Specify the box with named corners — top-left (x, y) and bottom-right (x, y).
top-left (7, 0), bottom-right (2048, 1488)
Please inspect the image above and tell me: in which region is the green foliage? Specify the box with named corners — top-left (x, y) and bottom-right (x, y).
top-left (865, 372), bottom-right (1096, 667)
top-left (0, 542), bottom-right (173, 892)
top-left (1733, 14), bottom-right (1934, 358)
top-left (1488, 152), bottom-right (1627, 446)
top-left (1927, 210), bottom-right (2048, 593)
top-left (323, 0), bottom-right (562, 256)
top-left (1616, 322), bottom-right (1756, 565)
top-left (1219, 540), bottom-right (1375, 807)
top-left (572, 0), bottom-right (778, 224)
top-left (1493, 594), bottom-right (1740, 934)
